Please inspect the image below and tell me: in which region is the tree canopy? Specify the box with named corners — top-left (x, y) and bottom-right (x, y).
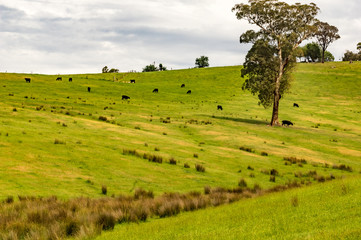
top-left (315, 21), bottom-right (340, 63)
top-left (195, 56), bottom-right (209, 68)
top-left (303, 42), bottom-right (321, 62)
top-left (233, 0), bottom-right (319, 126)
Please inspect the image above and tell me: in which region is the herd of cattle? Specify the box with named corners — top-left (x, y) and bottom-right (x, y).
top-left (23, 76), bottom-right (299, 126)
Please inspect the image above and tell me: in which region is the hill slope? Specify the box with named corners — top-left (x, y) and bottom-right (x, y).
top-left (0, 62), bottom-right (361, 198)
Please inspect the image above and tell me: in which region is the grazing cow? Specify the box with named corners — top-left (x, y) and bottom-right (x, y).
top-left (217, 105), bottom-right (223, 110)
top-left (25, 78), bottom-right (31, 83)
top-left (122, 95), bottom-right (130, 100)
top-left (130, 79), bottom-right (135, 83)
top-left (293, 103), bottom-right (299, 107)
top-left (69, 78), bottom-right (72, 82)
top-left (153, 88), bottom-right (158, 93)
top-left (187, 90), bottom-right (191, 94)
top-left (87, 87), bottom-right (91, 92)
top-left (56, 77), bottom-right (62, 81)
top-left (282, 120), bottom-right (293, 127)
top-left (181, 84), bottom-right (185, 88)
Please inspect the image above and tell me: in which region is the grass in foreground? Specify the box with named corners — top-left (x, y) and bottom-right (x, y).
top-left (97, 175), bottom-right (361, 240)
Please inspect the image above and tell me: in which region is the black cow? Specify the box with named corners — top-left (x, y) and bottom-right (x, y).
top-left (130, 79), bottom-right (135, 83)
top-left (181, 84), bottom-right (185, 88)
top-left (282, 120), bottom-right (293, 127)
top-left (293, 103), bottom-right (299, 107)
top-left (187, 90), bottom-right (191, 94)
top-left (25, 78), bottom-right (31, 83)
top-left (56, 77), bottom-right (62, 81)
top-left (87, 87), bottom-right (91, 92)
top-left (217, 105), bottom-right (223, 110)
top-left (69, 78), bottom-right (72, 82)
top-left (153, 88), bottom-right (158, 93)
top-left (122, 95), bottom-right (130, 100)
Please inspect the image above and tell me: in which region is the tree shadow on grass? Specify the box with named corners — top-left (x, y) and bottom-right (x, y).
top-left (208, 115), bottom-right (268, 125)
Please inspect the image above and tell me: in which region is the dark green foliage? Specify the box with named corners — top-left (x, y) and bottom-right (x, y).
top-left (142, 64), bottom-right (158, 72)
top-left (233, 0), bottom-right (319, 125)
top-left (184, 163), bottom-right (190, 168)
top-left (195, 56), bottom-right (209, 68)
top-left (303, 42), bottom-right (321, 62)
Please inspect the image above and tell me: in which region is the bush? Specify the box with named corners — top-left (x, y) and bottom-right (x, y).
top-left (169, 158), bottom-right (177, 165)
top-left (270, 175), bottom-right (276, 182)
top-left (134, 188), bottom-right (154, 200)
top-left (97, 213), bottom-right (115, 231)
top-left (260, 151), bottom-right (268, 156)
top-left (184, 163), bottom-right (190, 168)
top-left (195, 164), bottom-right (205, 172)
top-left (239, 146), bottom-right (255, 153)
top-left (66, 220), bottom-right (79, 236)
top-left (101, 185), bottom-right (107, 195)
top-left (54, 139), bottom-right (66, 145)
top-left (238, 179), bottom-right (247, 188)
top-left (98, 116), bottom-right (107, 121)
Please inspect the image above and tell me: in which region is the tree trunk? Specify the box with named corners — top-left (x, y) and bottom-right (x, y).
top-left (270, 90), bottom-right (280, 126)
top-left (271, 46), bottom-right (283, 126)
top-left (321, 48), bottom-right (325, 63)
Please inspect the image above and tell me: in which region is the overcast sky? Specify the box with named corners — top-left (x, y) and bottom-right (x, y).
top-left (0, 0), bottom-right (360, 74)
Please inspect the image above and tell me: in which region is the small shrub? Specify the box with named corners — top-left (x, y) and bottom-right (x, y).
top-left (333, 164), bottom-right (352, 172)
top-left (238, 178), bottom-right (247, 188)
top-left (101, 185), bottom-right (107, 195)
top-left (13, 108), bottom-right (17, 112)
top-left (4, 196), bottom-right (14, 204)
top-left (66, 220), bottom-right (80, 236)
top-left (184, 163), bottom-right (190, 168)
top-left (204, 186), bottom-right (211, 195)
top-left (98, 116), bottom-right (107, 121)
top-left (154, 147), bottom-right (160, 151)
top-left (260, 151), bottom-right (268, 156)
top-left (239, 146), bottom-right (255, 153)
top-left (97, 213), bottom-right (115, 231)
top-left (270, 175), bottom-right (276, 182)
top-left (134, 188), bottom-right (154, 199)
top-left (249, 173), bottom-right (255, 178)
top-left (270, 169), bottom-right (279, 176)
top-left (169, 158), bottom-right (177, 165)
top-left (193, 153), bottom-right (198, 158)
top-left (195, 164), bottom-right (205, 172)
top-left (54, 139), bottom-right (66, 145)
top-left (247, 166), bottom-right (254, 171)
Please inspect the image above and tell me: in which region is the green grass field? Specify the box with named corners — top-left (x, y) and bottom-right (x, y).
top-left (97, 175), bottom-right (361, 240)
top-left (1, 62), bottom-right (361, 238)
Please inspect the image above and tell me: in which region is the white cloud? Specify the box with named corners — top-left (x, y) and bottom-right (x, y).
top-left (0, 0), bottom-right (360, 74)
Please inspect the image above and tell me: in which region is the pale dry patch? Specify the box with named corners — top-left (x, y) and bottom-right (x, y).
top-left (338, 147), bottom-right (361, 157)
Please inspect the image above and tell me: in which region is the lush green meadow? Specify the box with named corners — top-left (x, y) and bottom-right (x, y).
top-left (97, 175), bottom-right (361, 240)
top-left (1, 62), bottom-right (361, 199)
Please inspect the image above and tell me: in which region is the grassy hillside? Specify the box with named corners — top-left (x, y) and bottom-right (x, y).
top-left (97, 175), bottom-right (361, 240)
top-left (0, 62), bottom-right (361, 199)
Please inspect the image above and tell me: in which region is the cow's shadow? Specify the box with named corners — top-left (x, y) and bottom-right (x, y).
top-left (207, 116), bottom-right (267, 125)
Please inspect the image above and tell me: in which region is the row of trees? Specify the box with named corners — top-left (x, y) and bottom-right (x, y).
top-left (342, 42), bottom-right (361, 61)
top-left (296, 43), bottom-right (334, 62)
top-left (102, 56), bottom-right (210, 73)
top-left (233, 0), bottom-right (340, 126)
top-left (142, 56), bottom-right (209, 72)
